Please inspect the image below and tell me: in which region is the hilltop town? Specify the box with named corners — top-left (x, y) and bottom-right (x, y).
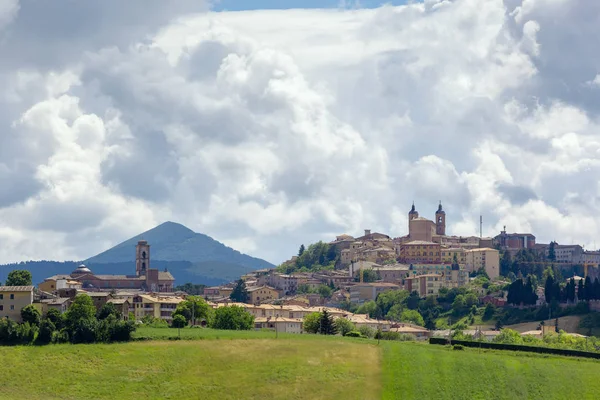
top-left (2, 202), bottom-right (600, 342)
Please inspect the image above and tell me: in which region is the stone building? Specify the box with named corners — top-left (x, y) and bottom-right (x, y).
top-left (39, 240), bottom-right (175, 293)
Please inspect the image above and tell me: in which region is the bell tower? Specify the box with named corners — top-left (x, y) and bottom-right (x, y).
top-left (408, 202), bottom-right (419, 221)
top-left (435, 201), bottom-right (446, 236)
top-left (136, 240), bottom-right (150, 276)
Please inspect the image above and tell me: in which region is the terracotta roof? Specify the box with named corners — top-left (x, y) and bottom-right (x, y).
top-left (41, 297), bottom-right (70, 305)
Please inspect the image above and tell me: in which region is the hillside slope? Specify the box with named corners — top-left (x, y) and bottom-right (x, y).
top-left (0, 222), bottom-right (274, 286)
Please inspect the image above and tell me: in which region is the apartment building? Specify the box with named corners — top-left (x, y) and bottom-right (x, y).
top-left (131, 294), bottom-right (184, 322)
top-left (398, 241), bottom-right (441, 264)
top-left (0, 286), bottom-right (34, 322)
top-left (465, 248), bottom-right (500, 279)
top-left (404, 274), bottom-right (444, 297)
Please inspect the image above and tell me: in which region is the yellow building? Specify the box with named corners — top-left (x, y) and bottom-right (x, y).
top-left (398, 241), bottom-right (441, 264)
top-left (465, 248), bottom-right (500, 280)
top-left (247, 286), bottom-right (280, 304)
top-left (38, 278), bottom-right (82, 293)
top-left (0, 286), bottom-right (34, 322)
top-left (132, 294), bottom-right (185, 322)
top-left (440, 248), bottom-right (466, 265)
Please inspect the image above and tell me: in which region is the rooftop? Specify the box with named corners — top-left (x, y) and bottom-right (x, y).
top-left (0, 286), bottom-right (34, 292)
top-left (403, 240), bottom-right (438, 245)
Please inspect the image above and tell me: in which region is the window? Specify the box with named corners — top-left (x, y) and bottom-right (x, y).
top-left (10, 305), bottom-right (14, 310)
top-left (10, 294), bottom-right (14, 300)
top-left (0, 294), bottom-right (3, 300)
top-left (0, 305), bottom-right (2, 311)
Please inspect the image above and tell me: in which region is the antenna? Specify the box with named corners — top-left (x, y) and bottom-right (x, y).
top-left (480, 215), bottom-right (483, 239)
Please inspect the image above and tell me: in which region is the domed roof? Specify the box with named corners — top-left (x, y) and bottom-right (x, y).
top-left (71, 264), bottom-right (92, 275)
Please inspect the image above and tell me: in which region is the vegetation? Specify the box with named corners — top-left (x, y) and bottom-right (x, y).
top-left (211, 305), bottom-right (254, 330)
top-left (229, 279), bottom-right (249, 303)
top-left (277, 241), bottom-right (338, 274)
top-left (5, 270), bottom-right (32, 286)
top-left (506, 277), bottom-right (538, 305)
top-left (0, 338), bottom-right (380, 400)
top-left (172, 296), bottom-right (214, 326)
top-left (382, 341), bottom-right (600, 399)
top-left (302, 310), bottom-right (338, 335)
top-left (174, 282), bottom-right (207, 295)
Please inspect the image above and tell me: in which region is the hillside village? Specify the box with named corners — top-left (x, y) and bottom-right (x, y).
top-left (3, 202), bottom-right (599, 343)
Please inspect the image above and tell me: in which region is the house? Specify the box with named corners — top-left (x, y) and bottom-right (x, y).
top-left (41, 297), bottom-right (72, 314)
top-left (38, 278), bottom-right (82, 293)
top-left (349, 283), bottom-right (400, 304)
top-left (389, 324), bottom-right (430, 340)
top-left (131, 294), bottom-right (185, 322)
top-left (254, 317), bottom-right (303, 334)
top-left (247, 286), bottom-right (280, 304)
top-left (86, 292), bottom-right (112, 311)
top-left (107, 298), bottom-right (131, 319)
top-left (0, 286), bottom-right (34, 322)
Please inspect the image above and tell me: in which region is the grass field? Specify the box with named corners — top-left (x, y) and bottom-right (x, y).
top-left (382, 341), bottom-right (600, 399)
top-left (2, 328), bottom-right (600, 400)
top-left (0, 338), bottom-right (380, 400)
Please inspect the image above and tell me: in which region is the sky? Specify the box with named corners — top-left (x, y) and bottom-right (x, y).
top-left (1, 0), bottom-right (599, 266)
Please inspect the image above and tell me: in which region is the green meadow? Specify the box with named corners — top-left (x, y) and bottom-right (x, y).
top-left (1, 327), bottom-right (599, 400)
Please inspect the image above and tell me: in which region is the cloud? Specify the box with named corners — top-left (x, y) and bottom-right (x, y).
top-left (1, 0), bottom-right (600, 266)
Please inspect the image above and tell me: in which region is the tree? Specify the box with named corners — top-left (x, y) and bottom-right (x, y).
top-left (544, 275), bottom-right (555, 304)
top-left (482, 303), bottom-right (495, 321)
top-left (21, 304), bottom-right (41, 326)
top-left (452, 295), bottom-right (466, 314)
top-left (298, 244), bottom-right (306, 257)
top-left (211, 305), bottom-right (254, 330)
top-left (303, 312), bottom-right (321, 333)
top-left (500, 251), bottom-right (512, 277)
top-left (317, 284), bottom-right (333, 298)
top-left (46, 308), bottom-right (63, 329)
top-left (297, 284), bottom-right (311, 294)
top-left (493, 329), bottom-right (523, 344)
top-left (400, 309), bottom-right (425, 327)
top-left (585, 276), bottom-right (593, 301)
top-left (464, 293), bottom-right (478, 308)
top-left (98, 303), bottom-right (121, 320)
top-left (6, 270), bottom-right (32, 286)
top-left (578, 279), bottom-right (585, 301)
top-left (548, 241), bottom-right (556, 261)
top-left (356, 268), bottom-right (379, 283)
top-left (172, 314), bottom-right (187, 338)
top-left (406, 291), bottom-right (420, 310)
top-left (172, 296), bottom-right (213, 325)
top-left (334, 318), bottom-right (355, 336)
top-left (356, 300), bottom-right (381, 319)
top-left (36, 319), bottom-right (56, 344)
top-left (64, 294), bottom-right (96, 331)
top-left (318, 310), bottom-right (338, 335)
top-left (229, 279), bottom-right (249, 303)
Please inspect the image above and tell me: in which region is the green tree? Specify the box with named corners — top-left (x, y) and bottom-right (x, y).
top-left (172, 296), bottom-right (213, 325)
top-left (229, 279), bottom-right (249, 303)
top-left (46, 308), bottom-right (63, 329)
top-left (400, 309), bottom-right (425, 327)
top-left (64, 294), bottom-right (96, 331)
top-left (386, 303), bottom-right (405, 322)
top-left (20, 304), bottom-right (41, 326)
top-left (303, 312), bottom-right (321, 333)
top-left (211, 305), bottom-right (254, 330)
top-left (36, 319), bottom-right (56, 344)
top-left (406, 291), bottom-right (420, 310)
top-left (97, 303), bottom-right (121, 320)
top-left (482, 303), bottom-right (495, 321)
top-left (171, 314), bottom-right (187, 338)
top-left (333, 318), bottom-right (355, 336)
top-left (317, 284), bottom-right (333, 298)
top-left (493, 328), bottom-right (523, 344)
top-left (548, 241), bottom-right (556, 261)
top-left (297, 284), bottom-right (311, 294)
top-left (464, 293), bottom-right (478, 308)
top-left (376, 290), bottom-right (409, 316)
top-left (452, 294), bottom-right (466, 314)
top-left (298, 244), bottom-right (306, 257)
top-left (6, 270), bottom-right (32, 286)
top-left (356, 300), bottom-right (381, 319)
top-left (355, 268), bottom-right (379, 283)
top-left (317, 310), bottom-right (338, 335)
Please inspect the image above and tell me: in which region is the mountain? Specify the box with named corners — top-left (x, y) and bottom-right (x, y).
top-left (0, 222), bottom-right (274, 286)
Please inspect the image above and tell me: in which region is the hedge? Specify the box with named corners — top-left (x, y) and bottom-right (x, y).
top-left (429, 337), bottom-right (600, 360)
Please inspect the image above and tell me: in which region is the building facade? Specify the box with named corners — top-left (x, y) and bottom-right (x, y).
top-left (0, 286), bottom-right (34, 322)
top-left (465, 248), bottom-right (500, 279)
top-left (398, 241), bottom-right (441, 264)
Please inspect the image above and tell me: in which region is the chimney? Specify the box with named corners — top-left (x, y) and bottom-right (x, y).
top-left (365, 229), bottom-right (371, 236)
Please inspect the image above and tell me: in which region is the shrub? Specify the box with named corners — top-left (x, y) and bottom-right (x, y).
top-left (453, 344), bottom-right (464, 350)
top-left (358, 325), bottom-right (376, 339)
top-left (334, 318), bottom-right (355, 336)
top-left (344, 330), bottom-right (364, 338)
top-left (36, 319), bottom-right (56, 345)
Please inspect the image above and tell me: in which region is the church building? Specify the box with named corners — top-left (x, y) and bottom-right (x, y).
top-left (39, 240), bottom-right (175, 293)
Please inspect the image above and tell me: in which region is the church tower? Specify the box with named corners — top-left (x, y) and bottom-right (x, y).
top-left (408, 202), bottom-right (419, 221)
top-left (435, 202), bottom-right (446, 236)
top-left (136, 240), bottom-right (150, 276)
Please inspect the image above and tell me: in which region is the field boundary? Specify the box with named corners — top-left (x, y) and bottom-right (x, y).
top-left (429, 337), bottom-right (600, 360)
